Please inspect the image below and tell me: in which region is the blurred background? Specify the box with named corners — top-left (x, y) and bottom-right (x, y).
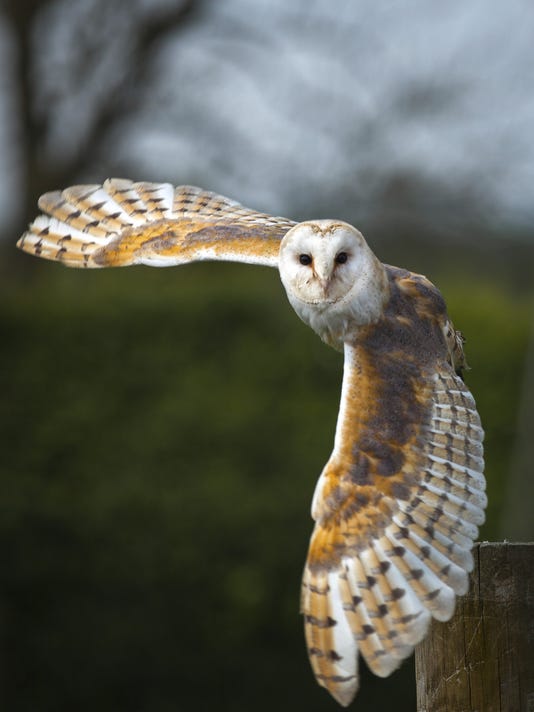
top-left (1, 1), bottom-right (533, 710)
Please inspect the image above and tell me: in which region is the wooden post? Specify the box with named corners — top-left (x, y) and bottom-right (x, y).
top-left (415, 542), bottom-right (534, 712)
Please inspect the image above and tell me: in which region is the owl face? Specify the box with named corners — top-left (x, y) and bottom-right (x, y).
top-left (279, 220), bottom-right (364, 306)
top-left (279, 221), bottom-right (389, 345)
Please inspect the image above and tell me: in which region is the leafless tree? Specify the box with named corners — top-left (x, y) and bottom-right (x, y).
top-left (3, 0), bottom-right (195, 234)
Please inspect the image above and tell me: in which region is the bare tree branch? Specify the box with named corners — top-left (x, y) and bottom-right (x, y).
top-left (4, 0), bottom-right (196, 231)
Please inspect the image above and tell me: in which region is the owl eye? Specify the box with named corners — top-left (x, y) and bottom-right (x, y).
top-left (335, 251), bottom-right (348, 264)
top-left (299, 254), bottom-right (312, 266)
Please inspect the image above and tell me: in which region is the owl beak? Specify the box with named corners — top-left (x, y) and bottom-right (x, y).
top-left (318, 277), bottom-right (330, 297)
top-left (315, 274), bottom-right (332, 298)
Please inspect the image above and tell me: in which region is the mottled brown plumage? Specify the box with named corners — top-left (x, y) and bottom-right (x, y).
top-left (301, 267), bottom-right (484, 704)
top-left (17, 179), bottom-right (485, 707)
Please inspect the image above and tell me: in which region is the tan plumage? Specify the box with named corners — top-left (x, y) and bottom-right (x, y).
top-left (17, 179), bottom-right (485, 707)
top-left (301, 271), bottom-right (484, 703)
top-left (18, 179), bottom-right (295, 268)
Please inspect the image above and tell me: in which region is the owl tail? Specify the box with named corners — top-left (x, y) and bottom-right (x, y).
top-left (17, 179), bottom-right (176, 268)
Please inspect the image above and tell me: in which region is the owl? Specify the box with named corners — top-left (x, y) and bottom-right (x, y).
top-left (18, 179), bottom-right (486, 706)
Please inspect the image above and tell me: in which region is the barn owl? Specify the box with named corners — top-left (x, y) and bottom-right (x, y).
top-left (17, 179), bottom-right (485, 707)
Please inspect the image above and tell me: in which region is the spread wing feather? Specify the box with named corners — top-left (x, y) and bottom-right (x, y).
top-left (17, 179), bottom-right (296, 269)
top-left (301, 281), bottom-right (485, 706)
top-left (19, 182), bottom-right (485, 707)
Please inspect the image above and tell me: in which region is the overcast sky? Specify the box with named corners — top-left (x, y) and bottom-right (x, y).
top-left (1, 0), bottom-right (533, 239)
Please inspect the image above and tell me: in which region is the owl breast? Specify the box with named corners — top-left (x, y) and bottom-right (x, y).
top-left (287, 295), bottom-right (356, 351)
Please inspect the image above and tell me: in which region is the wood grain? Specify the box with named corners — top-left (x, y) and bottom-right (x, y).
top-left (415, 542), bottom-right (534, 712)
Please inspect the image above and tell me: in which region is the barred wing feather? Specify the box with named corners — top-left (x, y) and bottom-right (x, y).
top-left (17, 179), bottom-right (296, 269)
top-left (302, 338), bottom-right (485, 706)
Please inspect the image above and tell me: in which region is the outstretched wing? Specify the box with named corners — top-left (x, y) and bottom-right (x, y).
top-left (301, 280), bottom-right (485, 706)
top-left (17, 179), bottom-right (296, 269)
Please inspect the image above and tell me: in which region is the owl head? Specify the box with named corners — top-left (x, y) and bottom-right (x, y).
top-left (278, 220), bottom-right (389, 346)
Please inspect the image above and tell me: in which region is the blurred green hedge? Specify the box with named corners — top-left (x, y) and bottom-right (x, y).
top-left (1, 259), bottom-right (530, 711)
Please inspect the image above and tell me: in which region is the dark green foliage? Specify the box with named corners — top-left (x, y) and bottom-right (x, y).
top-left (0, 259), bottom-right (530, 711)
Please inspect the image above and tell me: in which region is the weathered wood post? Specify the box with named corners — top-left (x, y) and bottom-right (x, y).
top-left (415, 542), bottom-right (534, 712)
